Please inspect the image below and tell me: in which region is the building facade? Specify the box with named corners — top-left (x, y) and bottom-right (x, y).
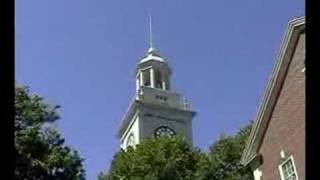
top-left (117, 46), bottom-right (196, 150)
top-left (240, 17), bottom-right (305, 180)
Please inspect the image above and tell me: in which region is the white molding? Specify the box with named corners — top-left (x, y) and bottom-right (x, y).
top-left (126, 132), bottom-right (135, 148)
top-left (140, 66), bottom-right (153, 72)
top-left (136, 66), bottom-right (153, 78)
top-left (140, 54), bottom-right (165, 63)
top-left (280, 150), bottom-right (285, 158)
top-left (117, 99), bottom-right (138, 137)
top-left (253, 168), bottom-right (262, 180)
top-left (120, 111), bottom-right (139, 142)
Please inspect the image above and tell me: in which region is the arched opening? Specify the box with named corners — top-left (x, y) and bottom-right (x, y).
top-left (142, 69), bottom-right (151, 86)
top-left (155, 70), bottom-right (162, 89)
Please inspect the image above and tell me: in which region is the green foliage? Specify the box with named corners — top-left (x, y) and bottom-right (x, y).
top-left (14, 85), bottom-right (85, 180)
top-left (99, 122), bottom-right (253, 180)
top-left (99, 136), bottom-right (207, 180)
top-left (200, 122), bottom-right (254, 180)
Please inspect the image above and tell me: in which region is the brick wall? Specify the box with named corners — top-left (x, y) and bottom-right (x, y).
top-left (258, 33), bottom-right (305, 180)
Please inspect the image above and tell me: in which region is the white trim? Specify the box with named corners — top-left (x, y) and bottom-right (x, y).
top-left (240, 16), bottom-right (305, 166)
top-left (280, 150), bottom-right (285, 158)
top-left (120, 111), bottom-right (139, 142)
top-left (150, 67), bottom-right (155, 88)
top-left (278, 155), bottom-right (299, 180)
top-left (136, 66), bottom-right (153, 78)
top-left (117, 98), bottom-right (138, 137)
top-left (253, 168), bottom-right (262, 180)
top-left (139, 66), bottom-right (153, 72)
top-left (140, 54), bottom-right (165, 63)
top-left (126, 132), bottom-right (135, 148)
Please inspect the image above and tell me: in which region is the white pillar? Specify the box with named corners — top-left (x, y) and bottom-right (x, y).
top-left (150, 68), bottom-right (155, 88)
top-left (253, 168), bottom-right (262, 180)
top-left (162, 81), bottom-right (166, 90)
top-left (140, 72), bottom-right (144, 86)
top-left (136, 76), bottom-right (140, 91)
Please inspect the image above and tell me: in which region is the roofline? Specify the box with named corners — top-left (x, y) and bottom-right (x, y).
top-left (116, 98), bottom-right (140, 138)
top-left (240, 16), bottom-right (305, 166)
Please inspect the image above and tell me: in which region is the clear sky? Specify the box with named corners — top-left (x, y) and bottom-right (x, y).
top-left (16, 0), bottom-right (304, 179)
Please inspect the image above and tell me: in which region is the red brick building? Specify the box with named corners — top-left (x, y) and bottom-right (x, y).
top-left (240, 16), bottom-right (305, 180)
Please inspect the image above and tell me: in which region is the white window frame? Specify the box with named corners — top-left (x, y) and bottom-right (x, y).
top-left (278, 155), bottom-right (299, 180)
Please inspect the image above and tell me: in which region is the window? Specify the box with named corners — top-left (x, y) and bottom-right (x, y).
top-left (126, 133), bottom-right (135, 147)
top-left (156, 95), bottom-right (168, 101)
top-left (279, 156), bottom-right (298, 180)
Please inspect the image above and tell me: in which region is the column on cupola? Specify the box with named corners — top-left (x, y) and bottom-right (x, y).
top-left (150, 68), bottom-right (155, 88)
top-left (161, 73), bottom-right (170, 91)
top-left (139, 71), bottom-right (144, 87)
top-left (162, 81), bottom-right (166, 90)
top-left (136, 74), bottom-right (140, 92)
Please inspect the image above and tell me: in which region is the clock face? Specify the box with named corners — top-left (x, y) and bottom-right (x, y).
top-left (154, 126), bottom-right (176, 138)
top-left (126, 133), bottom-right (135, 147)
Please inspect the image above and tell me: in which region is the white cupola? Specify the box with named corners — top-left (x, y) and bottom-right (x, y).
top-left (135, 46), bottom-right (172, 92)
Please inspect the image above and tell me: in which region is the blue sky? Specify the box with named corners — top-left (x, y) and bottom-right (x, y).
top-left (16, 0), bottom-right (304, 179)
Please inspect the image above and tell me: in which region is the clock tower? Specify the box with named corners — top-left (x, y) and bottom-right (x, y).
top-left (117, 46), bottom-right (196, 150)
top-left (117, 16), bottom-right (196, 149)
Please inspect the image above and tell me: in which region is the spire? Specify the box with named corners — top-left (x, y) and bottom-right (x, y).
top-left (148, 13), bottom-right (155, 54)
top-left (149, 13), bottom-right (153, 49)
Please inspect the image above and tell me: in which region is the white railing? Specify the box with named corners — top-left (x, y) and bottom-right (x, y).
top-left (138, 86), bottom-right (192, 111)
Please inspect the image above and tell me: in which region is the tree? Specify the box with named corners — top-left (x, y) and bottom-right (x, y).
top-left (99, 122), bottom-right (254, 180)
top-left (199, 122), bottom-right (254, 180)
top-left (14, 85), bottom-right (85, 180)
top-left (99, 136), bottom-right (207, 180)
